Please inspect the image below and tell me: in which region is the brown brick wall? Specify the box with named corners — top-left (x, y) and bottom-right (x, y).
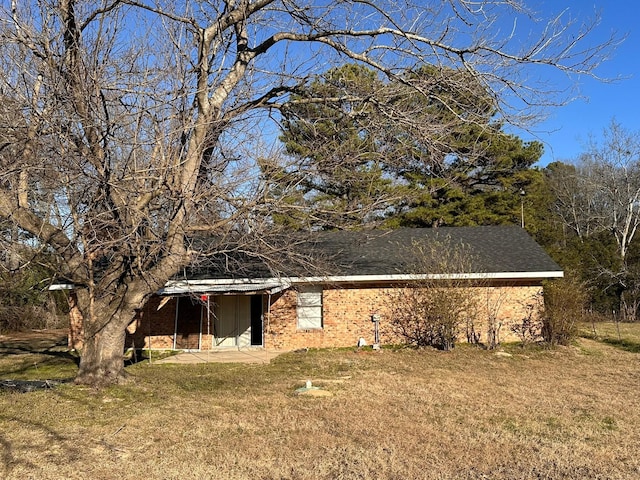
top-left (471, 285), bottom-right (543, 344)
top-left (127, 296), bottom-right (178, 350)
top-left (127, 296), bottom-right (231, 350)
top-left (69, 294), bottom-right (180, 350)
top-left (264, 283), bottom-right (544, 350)
top-left (68, 283), bottom-right (545, 351)
top-left (264, 290), bottom-right (299, 350)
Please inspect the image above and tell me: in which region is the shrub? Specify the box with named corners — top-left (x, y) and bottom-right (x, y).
top-left (386, 238), bottom-right (479, 351)
top-left (0, 303), bottom-right (65, 333)
top-left (510, 293), bottom-right (544, 346)
top-left (388, 285), bottom-right (476, 350)
top-left (541, 278), bottom-right (586, 346)
top-left (0, 268), bottom-right (67, 333)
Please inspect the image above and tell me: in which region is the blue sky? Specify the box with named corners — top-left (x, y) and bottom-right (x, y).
top-left (525, 1), bottom-right (640, 166)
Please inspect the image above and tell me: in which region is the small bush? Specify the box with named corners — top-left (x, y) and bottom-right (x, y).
top-left (388, 285), bottom-right (475, 350)
top-left (541, 278), bottom-right (586, 346)
top-left (510, 294), bottom-right (544, 346)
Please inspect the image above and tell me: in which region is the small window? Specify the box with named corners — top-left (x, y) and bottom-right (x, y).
top-left (297, 286), bottom-right (323, 329)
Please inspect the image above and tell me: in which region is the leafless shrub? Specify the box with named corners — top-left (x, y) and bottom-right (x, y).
top-left (465, 315), bottom-right (482, 345)
top-left (542, 278), bottom-right (587, 346)
top-left (510, 293), bottom-right (544, 346)
top-left (482, 287), bottom-right (510, 350)
top-left (388, 286), bottom-right (472, 350)
top-left (387, 239), bottom-right (480, 351)
top-left (0, 305), bottom-right (63, 333)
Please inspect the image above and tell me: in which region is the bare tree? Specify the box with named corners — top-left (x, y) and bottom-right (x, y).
top-left (545, 162), bottom-right (604, 241)
top-left (550, 122), bottom-right (640, 258)
top-left (583, 122), bottom-right (640, 263)
top-left (548, 121), bottom-right (640, 318)
top-left (0, 0), bottom-right (618, 385)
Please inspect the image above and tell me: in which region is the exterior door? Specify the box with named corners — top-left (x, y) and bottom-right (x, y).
top-left (250, 295), bottom-right (263, 346)
top-left (214, 296), bottom-right (252, 348)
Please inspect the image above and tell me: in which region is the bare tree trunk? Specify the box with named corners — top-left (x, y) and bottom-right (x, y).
top-left (73, 286), bottom-right (151, 386)
top-left (76, 313), bottom-right (130, 386)
top-left (620, 290), bottom-right (639, 322)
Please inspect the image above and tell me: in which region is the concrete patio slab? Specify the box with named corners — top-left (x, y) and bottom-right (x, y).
top-left (153, 349), bottom-right (284, 364)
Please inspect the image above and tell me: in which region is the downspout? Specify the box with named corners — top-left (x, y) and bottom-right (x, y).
top-left (206, 296), bottom-right (211, 361)
top-left (147, 301), bottom-right (152, 364)
top-left (235, 296), bottom-right (239, 350)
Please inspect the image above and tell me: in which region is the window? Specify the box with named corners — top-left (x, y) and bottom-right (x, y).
top-left (297, 286), bottom-right (323, 329)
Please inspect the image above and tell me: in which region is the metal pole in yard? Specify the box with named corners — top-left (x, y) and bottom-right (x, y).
top-left (520, 189), bottom-right (526, 229)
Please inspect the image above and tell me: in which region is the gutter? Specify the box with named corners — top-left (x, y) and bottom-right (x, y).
top-left (162, 270), bottom-right (563, 292)
top-left (51, 270), bottom-right (564, 295)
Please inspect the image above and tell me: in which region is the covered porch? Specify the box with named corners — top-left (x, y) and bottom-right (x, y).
top-left (126, 280), bottom-right (289, 352)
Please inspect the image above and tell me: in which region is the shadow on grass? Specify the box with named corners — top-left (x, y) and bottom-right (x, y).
top-left (0, 342), bottom-right (80, 367)
top-left (0, 414), bottom-right (83, 477)
top-left (0, 354), bottom-right (78, 380)
top-left (581, 333), bottom-right (640, 354)
top-left (0, 332), bottom-right (79, 384)
top-left (0, 378), bottom-right (74, 393)
top-left (124, 349), bottom-right (179, 366)
top-left (0, 333), bottom-right (78, 362)
top-left (598, 337), bottom-right (640, 353)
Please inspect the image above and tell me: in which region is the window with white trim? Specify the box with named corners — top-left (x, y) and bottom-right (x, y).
top-left (297, 286), bottom-right (323, 329)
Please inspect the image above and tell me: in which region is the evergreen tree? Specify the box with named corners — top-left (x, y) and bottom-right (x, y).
top-left (274, 64), bottom-right (395, 228)
top-left (273, 64), bottom-right (544, 229)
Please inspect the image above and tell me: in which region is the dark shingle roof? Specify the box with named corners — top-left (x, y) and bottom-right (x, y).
top-left (304, 226), bottom-right (561, 276)
top-left (186, 226), bottom-right (561, 280)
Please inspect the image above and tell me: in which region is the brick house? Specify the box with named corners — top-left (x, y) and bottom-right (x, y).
top-left (68, 226), bottom-right (563, 351)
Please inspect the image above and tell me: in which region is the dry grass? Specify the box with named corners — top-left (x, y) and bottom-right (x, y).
top-left (1, 329), bottom-right (640, 479)
top-left (580, 319), bottom-right (640, 353)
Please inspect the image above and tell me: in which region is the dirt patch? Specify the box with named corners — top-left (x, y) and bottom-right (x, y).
top-left (0, 329), bottom-right (69, 354)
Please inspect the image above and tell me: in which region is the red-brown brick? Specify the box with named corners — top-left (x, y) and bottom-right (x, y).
top-left (68, 282), bottom-right (545, 351)
top-left (264, 282), bottom-right (544, 350)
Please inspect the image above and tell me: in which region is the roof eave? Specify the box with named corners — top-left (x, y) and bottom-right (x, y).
top-left (163, 270), bottom-right (564, 292)
top-left (286, 271), bottom-right (564, 283)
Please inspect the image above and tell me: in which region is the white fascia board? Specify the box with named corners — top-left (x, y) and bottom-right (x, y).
top-left (284, 271), bottom-right (564, 283)
top-left (163, 271), bottom-right (563, 292)
top-left (165, 278), bottom-right (283, 286)
top-left (159, 279), bottom-right (291, 296)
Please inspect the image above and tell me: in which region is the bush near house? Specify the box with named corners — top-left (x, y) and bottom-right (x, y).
top-left (387, 284), bottom-right (478, 350)
top-left (386, 239), bottom-right (481, 350)
top-left (541, 277), bottom-right (587, 346)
